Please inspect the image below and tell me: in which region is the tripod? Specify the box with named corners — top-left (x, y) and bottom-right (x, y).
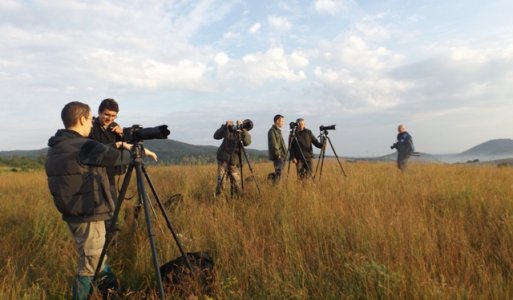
top-left (286, 126), bottom-right (313, 179)
top-left (93, 143), bottom-right (192, 300)
top-left (313, 129), bottom-right (347, 180)
top-left (217, 130), bottom-right (261, 197)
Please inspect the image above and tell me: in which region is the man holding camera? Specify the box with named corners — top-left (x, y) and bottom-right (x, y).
top-left (391, 124), bottom-right (414, 172)
top-left (89, 98), bottom-right (125, 200)
top-left (268, 114), bottom-right (287, 183)
top-left (290, 118), bottom-right (323, 179)
top-left (45, 101), bottom-right (156, 299)
top-left (214, 120), bottom-right (252, 197)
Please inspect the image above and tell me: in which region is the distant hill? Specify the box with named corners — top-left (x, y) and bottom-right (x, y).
top-left (355, 139), bottom-right (513, 164)
top-left (3, 138), bottom-right (513, 167)
top-left (460, 139), bottom-right (513, 157)
top-left (0, 139), bottom-right (268, 167)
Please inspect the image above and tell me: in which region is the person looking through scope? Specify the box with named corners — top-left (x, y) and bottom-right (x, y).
top-left (89, 98), bottom-right (125, 202)
top-left (268, 114), bottom-right (287, 183)
top-left (45, 101), bottom-right (157, 299)
top-left (289, 118), bottom-right (323, 180)
top-left (391, 124), bottom-right (415, 172)
top-left (214, 119), bottom-right (252, 197)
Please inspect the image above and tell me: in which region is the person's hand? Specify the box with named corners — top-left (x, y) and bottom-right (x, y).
top-left (144, 148), bottom-right (158, 161)
top-left (115, 141), bottom-right (132, 150)
top-left (110, 124), bottom-right (123, 135)
top-left (292, 158), bottom-right (297, 164)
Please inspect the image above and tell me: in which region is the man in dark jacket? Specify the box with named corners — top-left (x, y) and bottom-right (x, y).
top-left (214, 120), bottom-right (251, 196)
top-left (267, 114), bottom-right (287, 183)
top-left (391, 124), bottom-right (414, 172)
top-left (290, 118), bottom-right (323, 179)
top-left (45, 101), bottom-right (156, 299)
top-left (88, 98), bottom-right (125, 201)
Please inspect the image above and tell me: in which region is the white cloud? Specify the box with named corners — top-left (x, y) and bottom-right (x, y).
top-left (314, 0), bottom-right (348, 15)
top-left (214, 52), bottom-right (230, 66)
top-left (268, 15), bottom-right (292, 31)
top-left (220, 47), bottom-right (308, 84)
top-left (249, 22), bottom-right (261, 34)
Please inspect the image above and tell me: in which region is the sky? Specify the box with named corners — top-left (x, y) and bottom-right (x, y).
top-left (1, 0), bottom-right (513, 156)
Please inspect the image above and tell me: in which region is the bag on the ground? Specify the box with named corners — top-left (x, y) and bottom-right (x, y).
top-left (160, 251), bottom-right (215, 297)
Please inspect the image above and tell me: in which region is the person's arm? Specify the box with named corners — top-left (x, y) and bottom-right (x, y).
top-left (311, 131), bottom-right (323, 148)
top-left (214, 125), bottom-right (227, 140)
top-left (80, 140), bottom-right (131, 167)
top-left (268, 129), bottom-right (279, 158)
top-left (241, 131), bottom-right (251, 147)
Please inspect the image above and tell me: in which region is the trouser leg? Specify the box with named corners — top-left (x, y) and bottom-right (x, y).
top-left (216, 161), bottom-right (228, 195)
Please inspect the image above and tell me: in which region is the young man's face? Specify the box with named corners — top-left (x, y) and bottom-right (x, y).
top-left (98, 109), bottom-right (118, 128)
top-left (275, 117), bottom-right (285, 128)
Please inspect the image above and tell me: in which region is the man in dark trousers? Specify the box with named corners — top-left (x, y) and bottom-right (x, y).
top-left (89, 98), bottom-right (124, 200)
top-left (214, 120), bottom-right (251, 197)
top-left (267, 114), bottom-right (287, 183)
top-left (290, 118), bottom-right (323, 179)
top-left (391, 124), bottom-right (414, 172)
top-left (45, 101), bottom-right (156, 299)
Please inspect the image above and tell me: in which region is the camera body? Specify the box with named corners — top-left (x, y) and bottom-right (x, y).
top-left (228, 119), bottom-right (253, 132)
top-left (123, 124), bottom-right (170, 143)
top-left (289, 122), bottom-right (298, 130)
top-left (320, 124), bottom-right (336, 131)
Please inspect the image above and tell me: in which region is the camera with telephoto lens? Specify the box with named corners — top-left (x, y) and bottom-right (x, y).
top-left (320, 124), bottom-right (336, 131)
top-left (289, 122), bottom-right (298, 129)
top-left (228, 119), bottom-right (253, 132)
top-left (123, 124), bottom-right (170, 143)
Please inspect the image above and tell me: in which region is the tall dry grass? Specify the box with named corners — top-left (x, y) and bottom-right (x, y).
top-left (1, 161), bottom-right (513, 299)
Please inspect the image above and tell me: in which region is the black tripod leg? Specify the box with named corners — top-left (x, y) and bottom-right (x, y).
top-left (141, 165), bottom-right (193, 271)
top-left (135, 163), bottom-right (165, 299)
top-left (240, 145), bottom-right (261, 196)
top-left (238, 150), bottom-right (244, 192)
top-left (314, 139), bottom-right (325, 180)
top-left (93, 163), bottom-right (134, 283)
top-left (326, 136), bottom-right (347, 177)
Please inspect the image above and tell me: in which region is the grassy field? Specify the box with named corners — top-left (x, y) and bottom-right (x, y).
top-left (1, 161), bottom-right (513, 299)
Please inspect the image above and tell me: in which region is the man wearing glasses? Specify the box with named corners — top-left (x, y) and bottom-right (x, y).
top-left (89, 98), bottom-right (125, 201)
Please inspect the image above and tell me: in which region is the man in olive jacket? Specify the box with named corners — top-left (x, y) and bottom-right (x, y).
top-left (290, 118), bottom-right (323, 179)
top-left (214, 120), bottom-right (251, 196)
top-left (267, 114), bottom-right (287, 183)
top-left (45, 101), bottom-right (156, 299)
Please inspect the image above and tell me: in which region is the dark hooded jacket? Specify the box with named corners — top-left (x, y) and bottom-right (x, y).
top-left (214, 125), bottom-right (251, 165)
top-left (392, 131), bottom-right (414, 161)
top-left (45, 129), bottom-right (131, 223)
top-left (88, 117), bottom-right (125, 183)
top-left (290, 128), bottom-right (323, 161)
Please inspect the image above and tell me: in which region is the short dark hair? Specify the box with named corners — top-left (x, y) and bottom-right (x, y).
top-left (98, 98), bottom-right (119, 113)
top-left (61, 101), bottom-right (90, 128)
top-left (273, 114), bottom-right (284, 123)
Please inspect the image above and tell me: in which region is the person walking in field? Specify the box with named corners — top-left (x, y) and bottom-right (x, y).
top-left (45, 101), bottom-right (156, 299)
top-left (268, 114), bottom-right (287, 183)
top-left (391, 124), bottom-right (414, 172)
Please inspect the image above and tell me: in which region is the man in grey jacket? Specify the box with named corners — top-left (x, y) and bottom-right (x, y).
top-left (45, 101), bottom-right (156, 299)
top-left (267, 114), bottom-right (287, 183)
